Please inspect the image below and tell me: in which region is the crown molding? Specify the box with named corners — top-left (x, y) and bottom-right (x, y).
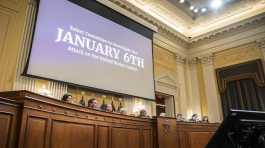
top-left (96, 0), bottom-right (158, 32)
top-left (104, 0), bottom-right (190, 42)
top-left (189, 18), bottom-right (265, 57)
top-left (103, 0), bottom-right (265, 45)
top-left (256, 37), bottom-right (265, 50)
top-left (97, 0), bottom-right (265, 59)
top-left (190, 13), bottom-right (265, 42)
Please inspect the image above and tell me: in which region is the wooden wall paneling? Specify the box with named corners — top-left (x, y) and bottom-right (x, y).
top-left (189, 132), bottom-right (214, 148)
top-left (176, 123), bottom-right (219, 148)
top-left (24, 116), bottom-right (48, 148)
top-left (143, 129), bottom-right (152, 148)
top-left (50, 120), bottom-right (95, 148)
top-left (98, 126), bottom-right (109, 148)
top-left (0, 97), bottom-right (19, 148)
top-left (0, 0), bottom-right (27, 91)
top-left (108, 126), bottom-right (112, 148)
top-left (94, 125), bottom-right (98, 148)
top-left (157, 118), bottom-right (178, 148)
top-left (111, 127), bottom-right (141, 148)
top-left (0, 113), bottom-right (13, 148)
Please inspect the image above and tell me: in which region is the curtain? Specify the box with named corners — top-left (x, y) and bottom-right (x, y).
top-left (216, 60), bottom-right (265, 117)
top-left (221, 78), bottom-right (265, 117)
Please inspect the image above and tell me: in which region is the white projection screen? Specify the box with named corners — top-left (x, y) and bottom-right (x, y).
top-left (26, 0), bottom-right (155, 99)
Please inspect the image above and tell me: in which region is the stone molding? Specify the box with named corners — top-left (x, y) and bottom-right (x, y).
top-left (256, 38), bottom-right (265, 50)
top-left (187, 57), bottom-right (199, 65)
top-left (190, 14), bottom-right (265, 43)
top-left (197, 54), bottom-right (214, 65)
top-left (176, 54), bottom-right (186, 64)
top-left (104, 0), bottom-right (265, 44)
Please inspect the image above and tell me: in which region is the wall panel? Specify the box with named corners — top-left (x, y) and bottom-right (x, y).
top-left (51, 121), bottom-right (95, 148)
top-left (189, 132), bottom-right (214, 148)
top-left (24, 117), bottom-right (47, 148)
top-left (143, 129), bottom-right (152, 148)
top-left (0, 98), bottom-right (19, 148)
top-left (214, 42), bottom-right (262, 69)
top-left (98, 126), bottom-right (109, 148)
top-left (112, 128), bottom-right (141, 148)
top-left (0, 113), bottom-right (13, 148)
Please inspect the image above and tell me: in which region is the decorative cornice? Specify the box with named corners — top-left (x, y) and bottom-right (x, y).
top-left (197, 54), bottom-right (214, 65)
top-left (176, 54), bottom-right (186, 64)
top-left (98, 0), bottom-right (265, 61)
top-left (191, 14), bottom-right (265, 43)
top-left (187, 57), bottom-right (199, 65)
top-left (184, 53), bottom-right (214, 65)
top-left (106, 0), bottom-right (189, 42)
top-left (104, 0), bottom-right (265, 44)
top-left (256, 38), bottom-right (265, 50)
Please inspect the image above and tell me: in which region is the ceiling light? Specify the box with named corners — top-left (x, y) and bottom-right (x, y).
top-left (210, 0), bottom-right (223, 9)
top-left (179, 0), bottom-right (185, 3)
top-left (194, 8), bottom-right (199, 13)
top-left (190, 6), bottom-right (195, 10)
top-left (201, 8), bottom-right (207, 13)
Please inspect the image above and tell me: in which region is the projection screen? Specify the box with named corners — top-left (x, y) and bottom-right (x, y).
top-left (26, 0), bottom-right (155, 99)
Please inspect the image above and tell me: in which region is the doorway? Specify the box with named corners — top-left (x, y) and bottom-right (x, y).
top-left (155, 92), bottom-right (176, 118)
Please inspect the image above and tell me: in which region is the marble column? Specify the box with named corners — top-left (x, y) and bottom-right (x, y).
top-left (199, 54), bottom-right (222, 123)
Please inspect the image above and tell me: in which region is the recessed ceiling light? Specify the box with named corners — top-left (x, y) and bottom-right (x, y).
top-left (179, 0), bottom-right (185, 3)
top-left (194, 8), bottom-right (199, 13)
top-left (210, 0), bottom-right (223, 9)
top-left (190, 6), bottom-right (195, 10)
top-left (201, 8), bottom-right (207, 13)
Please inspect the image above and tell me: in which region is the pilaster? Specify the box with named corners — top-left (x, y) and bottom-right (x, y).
top-left (198, 53), bottom-right (222, 122)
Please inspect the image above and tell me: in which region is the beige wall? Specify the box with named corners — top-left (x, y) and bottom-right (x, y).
top-left (153, 44), bottom-right (180, 115)
top-left (0, 0), bottom-right (28, 91)
top-left (214, 42), bottom-right (263, 69)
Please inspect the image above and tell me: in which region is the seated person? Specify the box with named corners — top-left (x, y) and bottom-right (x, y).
top-left (202, 116), bottom-right (209, 123)
top-left (61, 94), bottom-right (73, 103)
top-left (106, 104), bottom-right (113, 112)
top-left (189, 114), bottom-right (200, 122)
top-left (139, 109), bottom-right (148, 118)
top-left (87, 98), bottom-right (98, 109)
top-left (176, 113), bottom-right (185, 122)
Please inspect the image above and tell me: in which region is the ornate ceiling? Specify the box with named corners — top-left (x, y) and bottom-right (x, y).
top-left (120, 0), bottom-right (265, 41)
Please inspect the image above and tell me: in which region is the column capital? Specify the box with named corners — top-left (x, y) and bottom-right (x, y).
top-left (187, 57), bottom-right (199, 65)
top-left (197, 53), bottom-right (214, 65)
top-left (256, 38), bottom-right (265, 51)
top-left (175, 53), bottom-right (186, 64)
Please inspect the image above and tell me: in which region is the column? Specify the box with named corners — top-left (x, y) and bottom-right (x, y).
top-left (175, 54), bottom-right (188, 117)
top-left (199, 54), bottom-right (222, 123)
top-left (186, 57), bottom-right (202, 118)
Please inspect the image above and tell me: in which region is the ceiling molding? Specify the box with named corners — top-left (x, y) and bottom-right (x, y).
top-left (98, 0), bottom-right (265, 56)
top-left (189, 21), bottom-right (265, 57)
top-left (190, 13), bottom-right (265, 42)
top-left (106, 0), bottom-right (190, 42)
top-left (105, 0), bottom-right (265, 43)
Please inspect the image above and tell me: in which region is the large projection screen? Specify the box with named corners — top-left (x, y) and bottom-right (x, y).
top-left (26, 0), bottom-right (155, 100)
